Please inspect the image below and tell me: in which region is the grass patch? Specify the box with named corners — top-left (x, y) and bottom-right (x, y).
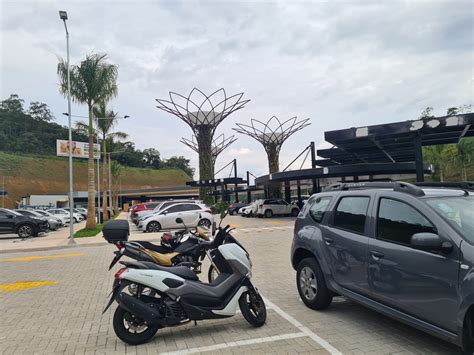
top-left (74, 224), bottom-right (104, 238)
top-left (74, 213), bottom-right (120, 238)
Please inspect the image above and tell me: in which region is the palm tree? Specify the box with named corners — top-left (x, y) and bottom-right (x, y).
top-left (110, 160), bottom-right (123, 211)
top-left (58, 53), bottom-right (118, 229)
top-left (75, 103), bottom-right (128, 221)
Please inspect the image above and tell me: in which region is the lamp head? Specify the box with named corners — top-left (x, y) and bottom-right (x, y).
top-left (59, 11), bottom-right (68, 20)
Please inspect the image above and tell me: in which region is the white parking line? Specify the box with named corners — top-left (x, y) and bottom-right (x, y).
top-left (161, 332), bottom-right (307, 355)
top-left (263, 297), bottom-right (342, 355)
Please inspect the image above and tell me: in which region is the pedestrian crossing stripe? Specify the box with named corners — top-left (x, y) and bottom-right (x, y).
top-left (1, 253), bottom-right (84, 262)
top-left (0, 281), bottom-right (59, 292)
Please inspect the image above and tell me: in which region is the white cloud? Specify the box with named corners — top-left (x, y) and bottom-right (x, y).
top-left (1, 0), bottom-right (472, 180)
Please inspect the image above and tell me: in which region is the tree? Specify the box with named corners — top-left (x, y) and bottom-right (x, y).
top-left (424, 144), bottom-right (458, 182)
top-left (28, 101), bottom-right (55, 122)
top-left (457, 138), bottom-right (474, 181)
top-left (58, 53), bottom-right (118, 229)
top-left (446, 105), bottom-right (472, 116)
top-left (0, 94), bottom-right (24, 113)
top-left (163, 156), bottom-right (194, 178)
top-left (143, 148), bottom-right (162, 169)
top-left (75, 103), bottom-right (128, 221)
top-left (419, 106), bottom-right (434, 119)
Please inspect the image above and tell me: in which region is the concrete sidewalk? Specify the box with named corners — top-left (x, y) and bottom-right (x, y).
top-left (0, 212), bottom-right (160, 254)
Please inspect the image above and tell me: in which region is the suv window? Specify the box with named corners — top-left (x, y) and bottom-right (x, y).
top-left (377, 198), bottom-right (436, 245)
top-left (308, 197), bottom-right (332, 223)
top-left (147, 203), bottom-right (159, 209)
top-left (333, 196), bottom-right (370, 234)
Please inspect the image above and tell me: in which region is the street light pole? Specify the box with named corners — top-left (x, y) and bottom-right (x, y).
top-left (59, 10), bottom-right (75, 245)
top-left (96, 134), bottom-right (101, 224)
top-left (108, 153), bottom-right (112, 215)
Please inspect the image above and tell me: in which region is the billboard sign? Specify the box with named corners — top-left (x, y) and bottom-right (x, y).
top-left (56, 140), bottom-right (100, 159)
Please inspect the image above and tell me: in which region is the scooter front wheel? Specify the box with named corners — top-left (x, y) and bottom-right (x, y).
top-left (239, 291), bottom-right (266, 327)
top-left (113, 306), bottom-right (159, 345)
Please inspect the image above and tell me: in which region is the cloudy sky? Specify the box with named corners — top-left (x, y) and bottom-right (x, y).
top-left (1, 0), bottom-right (472, 180)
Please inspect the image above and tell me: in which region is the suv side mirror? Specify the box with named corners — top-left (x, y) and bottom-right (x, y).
top-left (175, 217), bottom-right (183, 224)
top-left (410, 233), bottom-right (452, 253)
top-left (6, 214), bottom-right (14, 219)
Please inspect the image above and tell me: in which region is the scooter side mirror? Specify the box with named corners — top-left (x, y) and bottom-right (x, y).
top-left (176, 217), bottom-right (183, 224)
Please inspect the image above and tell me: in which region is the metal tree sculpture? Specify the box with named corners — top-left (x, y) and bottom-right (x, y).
top-left (234, 116), bottom-right (311, 197)
top-left (180, 133), bottom-right (237, 173)
top-left (156, 88), bottom-right (249, 201)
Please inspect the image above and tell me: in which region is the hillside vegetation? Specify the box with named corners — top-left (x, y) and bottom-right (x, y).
top-left (0, 151), bottom-right (191, 208)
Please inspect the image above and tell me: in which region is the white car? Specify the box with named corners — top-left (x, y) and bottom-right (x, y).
top-left (136, 200), bottom-right (204, 223)
top-left (138, 203), bottom-right (213, 233)
top-left (240, 200), bottom-right (261, 217)
top-left (256, 199), bottom-right (300, 218)
top-left (47, 208), bottom-right (83, 223)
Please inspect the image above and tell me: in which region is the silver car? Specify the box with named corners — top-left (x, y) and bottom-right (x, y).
top-left (15, 209), bottom-right (62, 230)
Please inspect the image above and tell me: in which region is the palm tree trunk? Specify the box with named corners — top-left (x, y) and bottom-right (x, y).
top-left (102, 138), bottom-right (108, 222)
top-left (440, 168), bottom-right (444, 182)
top-left (462, 163), bottom-right (467, 181)
top-left (86, 106), bottom-right (97, 229)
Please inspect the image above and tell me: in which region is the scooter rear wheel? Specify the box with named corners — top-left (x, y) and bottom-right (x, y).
top-left (239, 291), bottom-right (266, 327)
top-left (113, 306), bottom-right (159, 345)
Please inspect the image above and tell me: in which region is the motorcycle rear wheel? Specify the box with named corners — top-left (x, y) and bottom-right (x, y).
top-left (113, 306), bottom-right (159, 345)
top-left (239, 291), bottom-right (266, 327)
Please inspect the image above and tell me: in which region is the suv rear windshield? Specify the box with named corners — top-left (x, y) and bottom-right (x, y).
top-left (424, 196), bottom-right (474, 243)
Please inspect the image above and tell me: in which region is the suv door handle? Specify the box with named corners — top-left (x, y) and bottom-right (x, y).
top-left (324, 237), bottom-right (334, 245)
top-left (370, 251), bottom-right (384, 260)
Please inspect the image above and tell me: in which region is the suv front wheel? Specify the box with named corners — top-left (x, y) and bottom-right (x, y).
top-left (296, 258), bottom-right (333, 310)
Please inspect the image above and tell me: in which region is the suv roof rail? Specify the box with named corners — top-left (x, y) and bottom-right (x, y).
top-left (414, 181), bottom-right (474, 191)
top-left (324, 181), bottom-right (425, 197)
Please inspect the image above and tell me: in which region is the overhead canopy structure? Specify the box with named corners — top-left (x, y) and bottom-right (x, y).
top-left (186, 177), bottom-right (246, 187)
top-left (317, 113), bottom-right (474, 167)
top-left (156, 88), bottom-right (249, 201)
top-left (180, 133), bottom-right (237, 164)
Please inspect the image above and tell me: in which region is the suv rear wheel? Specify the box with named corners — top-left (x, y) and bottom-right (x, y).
top-left (264, 209), bottom-right (273, 218)
top-left (296, 258), bottom-right (332, 310)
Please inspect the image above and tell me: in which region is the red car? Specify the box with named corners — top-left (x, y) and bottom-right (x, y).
top-left (130, 202), bottom-right (160, 224)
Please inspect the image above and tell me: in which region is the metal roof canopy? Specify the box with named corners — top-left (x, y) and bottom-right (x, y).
top-left (208, 185), bottom-right (263, 196)
top-left (255, 162), bottom-right (433, 185)
top-left (318, 113), bottom-right (474, 166)
top-left (186, 177), bottom-right (247, 187)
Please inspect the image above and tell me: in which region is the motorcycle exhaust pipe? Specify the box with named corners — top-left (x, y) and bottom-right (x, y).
top-left (116, 292), bottom-right (164, 325)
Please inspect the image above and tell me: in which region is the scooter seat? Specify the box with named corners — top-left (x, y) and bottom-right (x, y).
top-left (132, 241), bottom-right (172, 254)
top-left (139, 261), bottom-right (198, 281)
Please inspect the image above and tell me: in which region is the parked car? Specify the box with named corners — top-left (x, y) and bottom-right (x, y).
top-left (15, 209), bottom-right (62, 231)
top-left (74, 208), bottom-right (88, 219)
top-left (138, 202), bottom-right (214, 233)
top-left (135, 199), bottom-right (203, 223)
top-left (0, 208), bottom-right (49, 238)
top-left (35, 210), bottom-right (65, 227)
top-left (256, 199), bottom-right (300, 218)
top-left (130, 202), bottom-right (161, 224)
top-left (291, 182), bottom-right (474, 352)
top-left (47, 208), bottom-right (83, 223)
top-left (240, 201), bottom-right (260, 217)
top-left (227, 202), bottom-right (248, 215)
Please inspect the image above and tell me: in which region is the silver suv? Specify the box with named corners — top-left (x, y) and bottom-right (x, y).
top-left (257, 199), bottom-right (299, 218)
top-left (291, 182), bottom-right (474, 352)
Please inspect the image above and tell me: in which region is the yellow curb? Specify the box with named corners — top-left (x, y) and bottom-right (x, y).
top-left (0, 281), bottom-right (60, 292)
top-left (2, 253), bottom-right (84, 262)
top-left (269, 221), bottom-right (284, 225)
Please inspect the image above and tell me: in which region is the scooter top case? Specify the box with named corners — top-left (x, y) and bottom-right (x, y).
top-left (103, 220), bottom-right (129, 243)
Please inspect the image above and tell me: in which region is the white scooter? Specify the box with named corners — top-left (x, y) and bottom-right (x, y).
top-left (103, 214), bottom-right (266, 345)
